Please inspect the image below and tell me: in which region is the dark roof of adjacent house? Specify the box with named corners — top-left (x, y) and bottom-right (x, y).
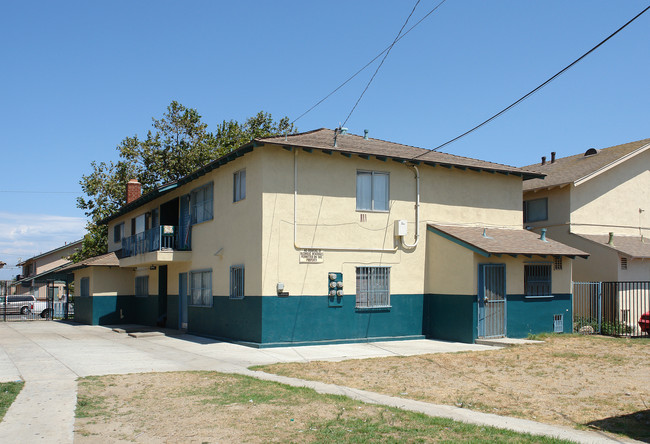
top-left (428, 224), bottom-right (589, 258)
top-left (101, 128), bottom-right (543, 224)
top-left (522, 138), bottom-right (650, 191)
top-left (572, 234), bottom-right (650, 259)
top-left (14, 263), bottom-right (72, 285)
top-left (59, 252), bottom-right (120, 272)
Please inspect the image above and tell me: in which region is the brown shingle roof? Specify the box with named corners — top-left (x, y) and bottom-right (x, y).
top-left (522, 138), bottom-right (650, 191)
top-left (572, 234), bottom-right (650, 259)
top-left (257, 129), bottom-right (540, 178)
top-left (428, 224), bottom-right (588, 258)
top-left (59, 252), bottom-right (120, 272)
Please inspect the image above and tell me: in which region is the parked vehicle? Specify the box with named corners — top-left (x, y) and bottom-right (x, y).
top-left (1, 295), bottom-right (36, 315)
top-left (32, 300), bottom-right (50, 318)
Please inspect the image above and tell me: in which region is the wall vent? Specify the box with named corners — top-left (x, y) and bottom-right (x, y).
top-left (620, 257), bottom-right (628, 270)
top-left (553, 256), bottom-right (562, 270)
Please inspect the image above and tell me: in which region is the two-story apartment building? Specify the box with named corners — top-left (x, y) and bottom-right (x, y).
top-left (13, 240), bottom-right (82, 301)
top-left (72, 128), bottom-right (586, 346)
top-left (522, 138), bottom-right (650, 282)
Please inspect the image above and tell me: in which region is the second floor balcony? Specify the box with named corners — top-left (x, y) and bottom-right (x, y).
top-left (120, 225), bottom-right (192, 267)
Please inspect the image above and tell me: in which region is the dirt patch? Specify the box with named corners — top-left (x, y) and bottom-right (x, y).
top-left (256, 335), bottom-right (650, 439)
top-left (74, 372), bottom-right (567, 443)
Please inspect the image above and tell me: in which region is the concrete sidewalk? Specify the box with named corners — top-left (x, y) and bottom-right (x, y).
top-left (0, 321), bottom-right (638, 443)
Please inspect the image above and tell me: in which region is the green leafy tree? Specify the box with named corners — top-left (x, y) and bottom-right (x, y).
top-left (72, 102), bottom-right (296, 262)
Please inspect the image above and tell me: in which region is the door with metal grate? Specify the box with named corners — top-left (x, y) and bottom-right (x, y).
top-left (478, 264), bottom-right (506, 338)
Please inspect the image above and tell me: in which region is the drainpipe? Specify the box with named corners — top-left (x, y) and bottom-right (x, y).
top-left (400, 164), bottom-right (420, 249)
top-left (293, 149), bottom-right (397, 252)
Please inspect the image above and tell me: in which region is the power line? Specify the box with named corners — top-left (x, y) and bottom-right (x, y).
top-left (291, 0), bottom-right (447, 125)
top-left (342, 0), bottom-right (422, 127)
top-left (422, 4), bottom-right (650, 154)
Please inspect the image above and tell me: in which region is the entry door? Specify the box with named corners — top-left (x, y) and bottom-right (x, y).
top-left (179, 273), bottom-right (188, 330)
top-left (478, 264), bottom-right (506, 338)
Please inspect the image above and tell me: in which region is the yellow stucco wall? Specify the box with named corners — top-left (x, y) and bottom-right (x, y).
top-left (106, 151), bottom-right (264, 296)
top-left (571, 149), bottom-right (650, 236)
top-left (425, 230), bottom-right (573, 295)
top-left (259, 145), bottom-right (525, 297)
top-left (73, 267), bottom-right (135, 296)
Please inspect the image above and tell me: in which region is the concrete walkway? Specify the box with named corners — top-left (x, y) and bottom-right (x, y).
top-left (0, 321), bottom-right (637, 443)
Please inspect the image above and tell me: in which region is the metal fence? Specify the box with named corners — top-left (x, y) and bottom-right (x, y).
top-left (573, 281), bottom-right (650, 336)
top-left (122, 225), bottom-right (190, 258)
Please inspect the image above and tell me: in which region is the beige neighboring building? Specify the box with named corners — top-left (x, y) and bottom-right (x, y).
top-left (522, 138), bottom-right (650, 282)
top-left (71, 128), bottom-right (586, 345)
top-left (13, 240), bottom-right (82, 300)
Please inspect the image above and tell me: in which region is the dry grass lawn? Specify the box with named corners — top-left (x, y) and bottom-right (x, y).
top-left (74, 372), bottom-right (568, 443)
top-left (255, 334), bottom-right (650, 441)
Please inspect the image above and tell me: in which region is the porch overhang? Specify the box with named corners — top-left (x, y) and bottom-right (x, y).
top-left (119, 250), bottom-right (193, 268)
top-left (427, 224), bottom-right (589, 259)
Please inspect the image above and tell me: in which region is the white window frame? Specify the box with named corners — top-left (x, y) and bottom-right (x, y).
top-left (190, 182), bottom-right (214, 225)
top-left (356, 266), bottom-right (391, 309)
top-left (233, 169), bottom-right (246, 202)
top-left (356, 170), bottom-right (389, 212)
top-left (190, 270), bottom-right (212, 307)
top-left (229, 265), bottom-right (245, 299)
top-left (524, 263), bottom-right (552, 298)
top-left (135, 276), bottom-right (148, 298)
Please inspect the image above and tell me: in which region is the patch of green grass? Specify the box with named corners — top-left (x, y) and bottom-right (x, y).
top-left (75, 393), bottom-right (108, 419)
top-left (0, 381), bottom-right (24, 421)
top-left (76, 372), bottom-right (572, 443)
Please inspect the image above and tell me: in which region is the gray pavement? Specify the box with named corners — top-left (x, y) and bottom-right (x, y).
top-left (0, 321), bottom-right (637, 443)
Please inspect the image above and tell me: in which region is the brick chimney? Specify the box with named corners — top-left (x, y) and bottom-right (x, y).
top-left (126, 179), bottom-right (141, 204)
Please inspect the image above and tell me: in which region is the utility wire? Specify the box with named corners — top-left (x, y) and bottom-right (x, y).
top-left (291, 0), bottom-right (447, 125)
top-left (420, 4), bottom-right (650, 154)
top-left (342, 0), bottom-right (422, 127)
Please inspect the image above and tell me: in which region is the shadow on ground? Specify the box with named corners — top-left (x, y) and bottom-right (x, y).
top-left (585, 409), bottom-right (650, 443)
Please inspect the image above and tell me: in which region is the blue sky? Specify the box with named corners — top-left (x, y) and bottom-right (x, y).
top-left (1, 1), bottom-right (648, 278)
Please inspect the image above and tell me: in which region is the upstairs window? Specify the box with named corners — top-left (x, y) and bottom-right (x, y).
top-left (233, 169), bottom-right (246, 202)
top-left (357, 171), bottom-right (389, 212)
top-left (523, 198), bottom-right (548, 223)
top-left (191, 183), bottom-right (213, 225)
top-left (356, 266), bottom-right (391, 308)
top-left (113, 222), bottom-right (124, 243)
top-left (525, 263), bottom-right (552, 297)
top-left (135, 276), bottom-right (149, 298)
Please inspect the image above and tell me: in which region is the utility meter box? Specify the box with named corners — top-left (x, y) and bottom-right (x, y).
top-left (394, 220), bottom-right (408, 237)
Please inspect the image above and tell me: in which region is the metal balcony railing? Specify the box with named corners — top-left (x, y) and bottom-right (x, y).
top-left (121, 225), bottom-right (191, 258)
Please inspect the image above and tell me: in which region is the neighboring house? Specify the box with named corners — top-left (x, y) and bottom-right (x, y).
top-left (13, 240), bottom-right (82, 302)
top-left (71, 128), bottom-right (586, 346)
top-left (521, 139), bottom-right (650, 282)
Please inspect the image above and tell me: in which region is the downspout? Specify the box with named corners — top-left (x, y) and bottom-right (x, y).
top-left (293, 148), bottom-right (397, 253)
top-left (400, 164), bottom-right (420, 249)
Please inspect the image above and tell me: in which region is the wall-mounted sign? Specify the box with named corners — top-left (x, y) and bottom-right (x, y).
top-left (299, 249), bottom-right (324, 263)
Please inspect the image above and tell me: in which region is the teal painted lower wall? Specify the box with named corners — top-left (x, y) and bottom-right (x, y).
top-left (188, 296), bottom-right (263, 343)
top-left (75, 292), bottom-right (571, 345)
top-left (185, 294), bottom-right (422, 346)
top-left (423, 294), bottom-right (477, 343)
top-left (507, 294), bottom-right (572, 338)
top-left (261, 294), bottom-right (422, 344)
top-left (423, 293), bottom-right (573, 344)
top-left (73, 295), bottom-right (161, 326)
